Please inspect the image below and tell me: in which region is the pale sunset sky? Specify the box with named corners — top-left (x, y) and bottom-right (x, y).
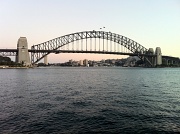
top-left (0, 0), bottom-right (180, 63)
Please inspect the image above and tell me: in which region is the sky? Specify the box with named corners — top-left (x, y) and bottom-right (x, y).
top-left (0, 0), bottom-right (180, 63)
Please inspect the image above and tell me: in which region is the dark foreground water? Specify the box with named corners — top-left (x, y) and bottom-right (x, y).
top-left (0, 67), bottom-right (180, 134)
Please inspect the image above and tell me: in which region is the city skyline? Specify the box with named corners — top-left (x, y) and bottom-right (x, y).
top-left (0, 0), bottom-right (180, 63)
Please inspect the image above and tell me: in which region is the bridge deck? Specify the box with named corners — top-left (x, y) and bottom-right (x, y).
top-left (1, 49), bottom-right (179, 59)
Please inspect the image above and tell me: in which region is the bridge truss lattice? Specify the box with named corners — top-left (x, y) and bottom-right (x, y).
top-left (31, 30), bottom-right (149, 64)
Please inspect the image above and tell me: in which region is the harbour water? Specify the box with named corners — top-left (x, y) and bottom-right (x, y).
top-left (0, 67), bottom-right (180, 133)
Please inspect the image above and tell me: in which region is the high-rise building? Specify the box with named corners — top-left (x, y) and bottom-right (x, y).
top-left (79, 60), bottom-right (83, 66)
top-left (83, 59), bottom-right (88, 66)
top-left (44, 56), bottom-right (48, 65)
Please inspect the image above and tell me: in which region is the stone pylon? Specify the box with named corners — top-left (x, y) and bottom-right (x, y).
top-left (155, 47), bottom-right (162, 65)
top-left (148, 48), bottom-right (155, 67)
top-left (16, 37), bottom-right (31, 66)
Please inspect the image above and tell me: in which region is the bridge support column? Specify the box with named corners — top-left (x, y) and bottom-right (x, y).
top-left (155, 47), bottom-right (162, 66)
top-left (149, 48), bottom-right (155, 67)
top-left (16, 37), bottom-right (31, 66)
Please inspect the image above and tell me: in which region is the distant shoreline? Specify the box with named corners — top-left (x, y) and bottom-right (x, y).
top-left (0, 66), bottom-right (31, 69)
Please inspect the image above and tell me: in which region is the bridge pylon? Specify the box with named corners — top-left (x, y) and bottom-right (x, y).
top-left (16, 37), bottom-right (31, 66)
top-left (155, 47), bottom-right (162, 66)
top-left (144, 47), bottom-right (162, 67)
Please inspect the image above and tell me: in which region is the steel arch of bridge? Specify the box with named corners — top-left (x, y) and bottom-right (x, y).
top-left (31, 30), bottom-right (149, 64)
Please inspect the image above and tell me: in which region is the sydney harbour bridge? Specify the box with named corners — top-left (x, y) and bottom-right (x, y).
top-left (0, 30), bottom-right (179, 67)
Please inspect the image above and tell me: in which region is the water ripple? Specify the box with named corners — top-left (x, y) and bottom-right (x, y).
top-left (0, 67), bottom-right (180, 133)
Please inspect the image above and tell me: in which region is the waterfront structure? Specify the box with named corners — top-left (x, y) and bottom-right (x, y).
top-left (155, 47), bottom-right (162, 65)
top-left (16, 37), bottom-right (31, 66)
top-left (148, 48), bottom-right (155, 66)
top-left (142, 47), bottom-right (162, 67)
